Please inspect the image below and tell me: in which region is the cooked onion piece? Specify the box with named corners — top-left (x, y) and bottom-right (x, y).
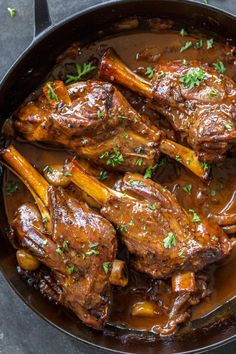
top-left (16, 249), bottom-right (40, 271)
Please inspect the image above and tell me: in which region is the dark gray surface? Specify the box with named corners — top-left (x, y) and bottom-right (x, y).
top-left (0, 0), bottom-right (236, 353)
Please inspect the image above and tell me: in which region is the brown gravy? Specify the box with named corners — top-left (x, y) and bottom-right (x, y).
top-left (3, 29), bottom-right (236, 332)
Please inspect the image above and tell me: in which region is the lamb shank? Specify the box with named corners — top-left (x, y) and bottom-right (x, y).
top-left (13, 79), bottom-right (206, 178)
top-left (67, 159), bottom-right (232, 279)
top-left (1, 145), bottom-right (118, 330)
top-left (100, 48), bottom-right (236, 162)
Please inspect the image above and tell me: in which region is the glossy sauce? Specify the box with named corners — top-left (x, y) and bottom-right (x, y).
top-left (3, 28), bottom-right (236, 332)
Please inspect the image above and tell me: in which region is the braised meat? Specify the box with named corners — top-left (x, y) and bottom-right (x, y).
top-left (100, 48), bottom-right (236, 162)
top-left (68, 160), bottom-right (232, 279)
top-left (13, 80), bottom-right (206, 178)
top-left (2, 145), bottom-right (117, 330)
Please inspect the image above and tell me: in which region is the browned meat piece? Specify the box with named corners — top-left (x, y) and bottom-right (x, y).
top-left (68, 160), bottom-right (232, 279)
top-left (13, 79), bottom-right (206, 179)
top-left (2, 145), bottom-right (117, 330)
top-left (100, 48), bottom-right (236, 163)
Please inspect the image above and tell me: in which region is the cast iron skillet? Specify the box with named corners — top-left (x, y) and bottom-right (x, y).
top-left (1, 0), bottom-right (236, 353)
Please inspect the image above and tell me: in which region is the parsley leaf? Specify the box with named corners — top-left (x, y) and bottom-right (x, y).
top-left (97, 170), bottom-right (109, 181)
top-left (146, 67), bottom-right (155, 79)
top-left (180, 68), bottom-right (206, 89)
top-left (135, 158), bottom-right (144, 166)
top-left (65, 63), bottom-right (96, 84)
top-left (195, 39), bottom-right (203, 49)
top-left (212, 60), bottom-right (227, 74)
top-left (183, 184), bottom-right (192, 195)
top-left (103, 262), bottom-right (110, 274)
top-left (207, 38), bottom-right (214, 49)
top-left (180, 41), bottom-right (193, 53)
top-left (148, 203), bottom-right (157, 210)
top-left (107, 148), bottom-right (124, 167)
top-left (180, 28), bottom-right (188, 37)
top-left (6, 181), bottom-right (18, 194)
top-left (47, 84), bottom-right (58, 102)
top-left (189, 209), bottom-right (201, 223)
top-left (144, 164), bottom-right (157, 179)
top-left (225, 121), bottom-right (234, 131)
top-left (8, 8), bottom-right (16, 17)
top-left (163, 232), bottom-right (176, 249)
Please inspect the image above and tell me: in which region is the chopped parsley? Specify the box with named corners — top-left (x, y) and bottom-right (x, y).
top-left (128, 180), bottom-right (135, 187)
top-left (175, 155), bottom-right (182, 163)
top-left (148, 203), bottom-right (157, 211)
top-left (86, 249), bottom-right (100, 256)
top-left (144, 164), bottom-right (157, 179)
top-left (88, 241), bottom-right (99, 248)
top-left (99, 151), bottom-right (109, 159)
top-left (138, 181), bottom-right (143, 187)
top-left (146, 67), bottom-right (155, 79)
top-left (180, 68), bottom-right (206, 89)
top-left (201, 161), bottom-right (210, 171)
top-left (97, 170), bottom-right (109, 181)
top-left (189, 209), bottom-right (201, 223)
top-left (6, 181), bottom-right (18, 194)
top-left (135, 157), bottom-right (144, 166)
top-left (47, 84), bottom-right (58, 102)
top-left (163, 232), bottom-right (176, 249)
top-left (56, 248), bottom-right (63, 255)
top-left (225, 121), bottom-right (234, 131)
top-left (103, 262), bottom-right (110, 274)
top-left (8, 7), bottom-right (16, 17)
top-left (210, 188), bottom-right (217, 197)
top-left (207, 38), bottom-right (214, 49)
top-left (158, 71), bottom-right (166, 78)
top-left (107, 148), bottom-right (124, 167)
top-left (180, 28), bottom-right (188, 37)
top-left (212, 60), bottom-right (227, 74)
top-left (195, 39), bottom-right (203, 49)
top-left (212, 235), bottom-right (219, 241)
top-left (65, 63), bottom-right (96, 84)
top-left (43, 240), bottom-right (48, 246)
top-left (63, 172), bottom-right (72, 177)
top-left (62, 241), bottom-right (69, 250)
top-left (97, 110), bottom-right (103, 119)
top-left (43, 165), bottom-right (53, 174)
top-left (129, 219), bottom-right (134, 226)
top-left (120, 225), bottom-right (127, 232)
top-left (180, 41), bottom-right (193, 53)
top-left (183, 184), bottom-right (192, 195)
top-left (67, 265), bottom-right (75, 275)
top-left (135, 146), bottom-right (144, 154)
top-left (178, 250), bottom-right (185, 259)
top-left (209, 88), bottom-right (218, 97)
top-left (123, 132), bottom-right (129, 139)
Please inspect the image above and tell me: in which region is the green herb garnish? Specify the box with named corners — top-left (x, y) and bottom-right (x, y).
top-left (135, 146), bottom-right (144, 154)
top-left (195, 39), bottom-right (203, 49)
top-left (180, 41), bottom-right (193, 53)
top-left (103, 262), bottom-right (110, 274)
top-left (47, 84), bottom-right (58, 102)
top-left (97, 170), bottom-right (109, 181)
top-left (97, 110), bottom-right (103, 119)
top-left (178, 250), bottom-right (185, 259)
top-left (210, 189), bottom-right (217, 197)
top-left (201, 161), bottom-right (210, 171)
top-left (64, 172), bottom-right (72, 177)
top-left (212, 60), bottom-right (227, 74)
top-left (120, 225), bottom-right (127, 232)
top-left (225, 121), bottom-right (234, 131)
top-left (180, 28), bottom-right (188, 37)
top-left (189, 209), bottom-right (201, 223)
top-left (209, 88), bottom-right (218, 97)
top-left (8, 7), bottom-right (16, 17)
top-left (67, 266), bottom-right (75, 275)
top-left (107, 148), bottom-right (124, 167)
top-left (65, 63), bottom-right (96, 84)
top-left (146, 67), bottom-right (155, 79)
top-left (180, 68), bottom-right (206, 89)
top-left (163, 232), bottom-right (176, 249)
top-left (207, 38), bottom-right (214, 49)
top-left (135, 157), bottom-right (144, 166)
top-left (6, 181), bottom-right (18, 194)
top-left (183, 184), bottom-right (192, 195)
top-left (148, 203), bottom-right (157, 211)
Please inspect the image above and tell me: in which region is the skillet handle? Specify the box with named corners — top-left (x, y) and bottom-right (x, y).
top-left (34, 0), bottom-right (52, 37)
